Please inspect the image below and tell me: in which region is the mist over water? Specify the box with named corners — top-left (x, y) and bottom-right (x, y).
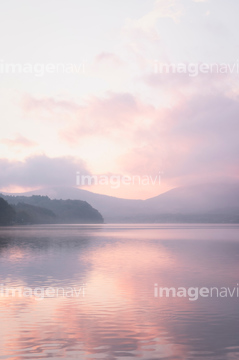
top-left (0, 224), bottom-right (239, 359)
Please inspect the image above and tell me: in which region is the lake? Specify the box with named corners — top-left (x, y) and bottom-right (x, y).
top-left (0, 224), bottom-right (239, 359)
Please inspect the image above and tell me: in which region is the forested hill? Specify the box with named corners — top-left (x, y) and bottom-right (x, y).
top-left (0, 197), bottom-right (16, 225)
top-left (0, 195), bottom-right (104, 225)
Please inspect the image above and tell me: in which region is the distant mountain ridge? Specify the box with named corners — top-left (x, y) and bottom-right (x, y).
top-left (3, 183), bottom-right (239, 223)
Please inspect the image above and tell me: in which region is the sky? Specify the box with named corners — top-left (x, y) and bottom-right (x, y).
top-left (0, 0), bottom-right (238, 199)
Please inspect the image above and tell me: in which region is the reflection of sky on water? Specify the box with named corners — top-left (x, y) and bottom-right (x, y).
top-left (0, 224), bottom-right (239, 359)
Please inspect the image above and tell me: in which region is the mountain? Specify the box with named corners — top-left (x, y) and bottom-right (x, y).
top-left (0, 197), bottom-right (16, 225)
top-left (145, 183), bottom-right (239, 214)
top-left (0, 195), bottom-right (104, 224)
top-left (3, 187), bottom-right (143, 222)
top-left (14, 202), bottom-right (57, 224)
top-left (3, 183), bottom-right (239, 223)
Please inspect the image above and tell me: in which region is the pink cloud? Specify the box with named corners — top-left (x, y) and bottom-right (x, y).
top-left (20, 78), bottom-right (239, 191)
top-left (1, 135), bottom-right (37, 149)
top-left (95, 52), bottom-right (123, 66)
top-left (119, 91), bottom-right (239, 186)
top-left (23, 95), bottom-right (79, 113)
top-left (23, 92), bottom-right (155, 140)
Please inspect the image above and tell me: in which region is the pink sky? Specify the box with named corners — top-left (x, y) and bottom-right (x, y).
top-left (0, 0), bottom-right (238, 199)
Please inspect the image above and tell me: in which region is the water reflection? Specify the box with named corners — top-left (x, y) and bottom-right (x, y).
top-left (0, 224), bottom-right (239, 359)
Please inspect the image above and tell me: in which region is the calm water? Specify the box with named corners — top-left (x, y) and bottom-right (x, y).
top-left (0, 224), bottom-right (239, 360)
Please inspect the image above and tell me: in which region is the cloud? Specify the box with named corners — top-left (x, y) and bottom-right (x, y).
top-left (121, 0), bottom-right (183, 61)
top-left (95, 52), bottom-right (123, 66)
top-left (18, 66), bottom-right (239, 193)
top-left (119, 92), bottom-right (239, 186)
top-left (1, 135), bottom-right (37, 149)
top-left (23, 92), bottom-right (155, 141)
top-left (20, 76), bottom-right (239, 191)
top-left (125, 0), bottom-right (182, 34)
top-left (23, 95), bottom-right (79, 113)
top-left (0, 155), bottom-right (89, 189)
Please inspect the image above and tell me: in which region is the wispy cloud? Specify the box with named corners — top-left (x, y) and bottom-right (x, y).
top-left (1, 135), bottom-right (37, 149)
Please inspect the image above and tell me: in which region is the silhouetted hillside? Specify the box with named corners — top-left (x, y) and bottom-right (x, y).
top-left (14, 203), bottom-right (56, 224)
top-left (0, 197), bottom-right (16, 225)
top-left (0, 195), bottom-right (104, 224)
